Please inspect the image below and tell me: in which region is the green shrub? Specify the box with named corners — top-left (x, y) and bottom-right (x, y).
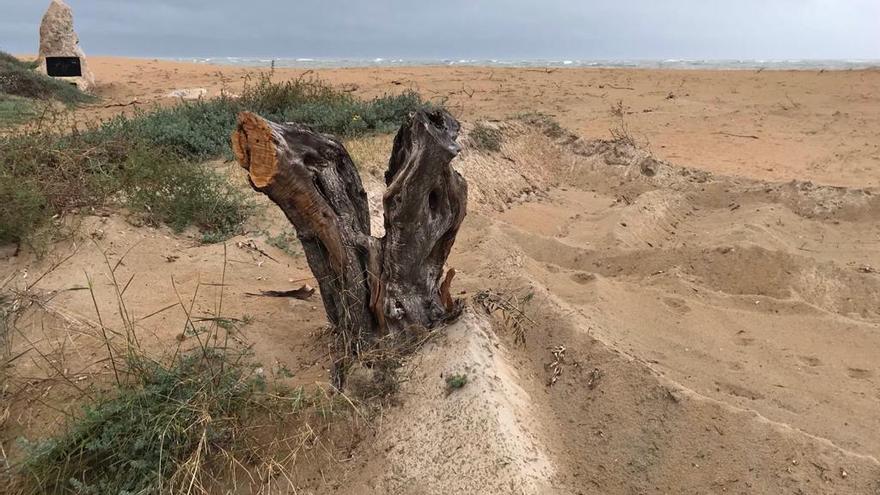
top-left (94, 75), bottom-right (427, 163)
top-left (10, 341), bottom-right (352, 495)
top-left (101, 99), bottom-right (238, 161)
top-left (121, 147), bottom-right (251, 240)
top-left (0, 128), bottom-right (248, 246)
top-left (16, 352), bottom-right (265, 495)
top-left (0, 52), bottom-right (38, 70)
top-left (1, 128), bottom-right (128, 211)
top-left (266, 86), bottom-right (425, 137)
top-left (0, 75), bottom-right (428, 246)
top-left (0, 178), bottom-right (48, 244)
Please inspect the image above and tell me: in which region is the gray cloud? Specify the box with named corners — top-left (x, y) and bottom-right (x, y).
top-left (1, 0), bottom-right (877, 59)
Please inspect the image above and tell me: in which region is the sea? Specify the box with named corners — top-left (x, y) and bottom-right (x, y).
top-left (172, 57), bottom-right (879, 70)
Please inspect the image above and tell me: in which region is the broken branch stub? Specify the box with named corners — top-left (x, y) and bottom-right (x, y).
top-left (232, 109), bottom-right (467, 357)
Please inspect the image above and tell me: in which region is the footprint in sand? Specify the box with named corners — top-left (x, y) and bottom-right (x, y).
top-left (570, 272), bottom-right (596, 284)
top-left (727, 361), bottom-right (745, 372)
top-left (662, 297), bottom-right (692, 314)
top-left (715, 381), bottom-right (765, 401)
top-left (847, 368), bottom-right (873, 380)
top-left (798, 355), bottom-right (822, 367)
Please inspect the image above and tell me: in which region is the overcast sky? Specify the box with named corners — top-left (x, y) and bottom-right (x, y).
top-left (1, 0), bottom-right (878, 60)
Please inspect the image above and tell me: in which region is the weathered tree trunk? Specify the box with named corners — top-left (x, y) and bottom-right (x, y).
top-left (380, 110), bottom-right (467, 331)
top-left (232, 109), bottom-right (466, 361)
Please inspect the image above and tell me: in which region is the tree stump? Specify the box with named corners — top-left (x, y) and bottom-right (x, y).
top-left (232, 109), bottom-right (467, 366)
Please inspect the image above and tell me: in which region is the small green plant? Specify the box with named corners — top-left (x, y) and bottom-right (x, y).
top-left (470, 121), bottom-right (503, 152)
top-left (275, 362), bottom-right (295, 379)
top-left (473, 289), bottom-right (534, 345)
top-left (445, 373), bottom-right (469, 393)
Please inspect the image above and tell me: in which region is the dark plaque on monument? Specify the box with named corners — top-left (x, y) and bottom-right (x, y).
top-left (45, 56), bottom-right (82, 77)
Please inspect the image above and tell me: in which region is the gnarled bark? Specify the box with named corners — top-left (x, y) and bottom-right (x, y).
top-left (232, 109), bottom-right (467, 358)
top-left (381, 110), bottom-right (467, 330)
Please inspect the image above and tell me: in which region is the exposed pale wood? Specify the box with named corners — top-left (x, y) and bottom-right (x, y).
top-left (232, 109), bottom-right (467, 360)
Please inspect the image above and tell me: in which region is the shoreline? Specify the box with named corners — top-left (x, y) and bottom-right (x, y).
top-left (17, 54), bottom-right (880, 71)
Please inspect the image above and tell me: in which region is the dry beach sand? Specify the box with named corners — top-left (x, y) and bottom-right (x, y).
top-left (80, 56), bottom-right (880, 187)
top-left (3, 58), bottom-right (880, 493)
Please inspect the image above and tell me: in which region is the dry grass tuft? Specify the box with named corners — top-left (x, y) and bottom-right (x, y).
top-left (609, 99), bottom-right (637, 146)
top-left (469, 121), bottom-right (504, 152)
top-left (515, 112), bottom-right (567, 139)
top-left (345, 133), bottom-right (395, 178)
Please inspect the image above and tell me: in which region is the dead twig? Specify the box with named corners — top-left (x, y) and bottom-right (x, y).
top-left (245, 285), bottom-right (315, 300)
top-left (715, 131), bottom-right (760, 140)
top-left (600, 84), bottom-right (635, 90)
top-left (546, 345), bottom-right (565, 386)
top-left (236, 239), bottom-right (278, 263)
top-left (92, 99), bottom-right (141, 109)
top-left (473, 289), bottom-right (534, 345)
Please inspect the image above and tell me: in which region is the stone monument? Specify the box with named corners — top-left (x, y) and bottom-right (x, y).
top-left (36, 0), bottom-right (96, 92)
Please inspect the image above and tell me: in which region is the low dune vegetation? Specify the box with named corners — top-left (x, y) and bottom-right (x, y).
top-left (0, 67), bottom-right (428, 248)
top-left (0, 51), bottom-right (94, 128)
top-left (0, 51), bottom-right (93, 107)
top-left (2, 259), bottom-right (359, 494)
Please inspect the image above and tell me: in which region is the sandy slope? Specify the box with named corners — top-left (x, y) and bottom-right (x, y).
top-left (3, 63), bottom-right (880, 492)
top-left (324, 123), bottom-right (880, 494)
